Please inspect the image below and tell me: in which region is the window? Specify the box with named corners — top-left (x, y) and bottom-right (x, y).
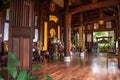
top-left (33, 29), bottom-right (38, 42)
top-left (3, 22), bottom-right (9, 41)
top-left (94, 23), bottom-right (99, 29)
top-left (106, 21), bottom-right (111, 28)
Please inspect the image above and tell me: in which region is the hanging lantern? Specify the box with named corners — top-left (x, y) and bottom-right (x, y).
top-left (99, 20), bottom-right (104, 25)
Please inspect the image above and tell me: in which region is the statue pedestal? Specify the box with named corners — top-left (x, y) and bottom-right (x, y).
top-left (64, 56), bottom-right (71, 62)
top-left (52, 43), bottom-right (59, 61)
top-left (52, 52), bottom-right (58, 60)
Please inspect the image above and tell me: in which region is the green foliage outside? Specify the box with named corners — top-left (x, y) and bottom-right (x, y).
top-left (0, 52), bottom-right (53, 80)
top-left (93, 31), bottom-right (115, 52)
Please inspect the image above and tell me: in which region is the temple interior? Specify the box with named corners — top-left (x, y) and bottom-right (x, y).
top-left (0, 0), bottom-right (120, 80)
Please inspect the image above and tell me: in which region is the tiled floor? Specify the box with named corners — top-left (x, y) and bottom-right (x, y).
top-left (34, 53), bottom-right (120, 80)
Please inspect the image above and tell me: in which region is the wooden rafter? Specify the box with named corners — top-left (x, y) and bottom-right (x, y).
top-left (83, 15), bottom-right (118, 24)
top-left (69, 0), bottom-right (120, 15)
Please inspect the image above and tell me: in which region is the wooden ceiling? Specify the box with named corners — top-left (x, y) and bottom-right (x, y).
top-left (0, 0), bottom-right (119, 28)
top-left (53, 0), bottom-right (64, 8)
top-left (69, 0), bottom-right (119, 27)
top-left (53, 0), bottom-right (119, 27)
top-left (69, 0), bottom-right (92, 8)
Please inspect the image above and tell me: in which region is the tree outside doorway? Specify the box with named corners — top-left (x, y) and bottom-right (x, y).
top-left (93, 31), bottom-right (115, 53)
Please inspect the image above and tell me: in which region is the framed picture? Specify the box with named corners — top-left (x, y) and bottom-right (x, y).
top-left (106, 21), bottom-right (112, 28)
top-left (94, 23), bottom-right (99, 29)
top-left (87, 25), bottom-right (91, 30)
top-left (87, 34), bottom-right (92, 42)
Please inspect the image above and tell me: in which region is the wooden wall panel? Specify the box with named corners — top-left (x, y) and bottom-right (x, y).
top-left (20, 38), bottom-right (30, 68)
top-left (0, 12), bottom-right (4, 52)
top-left (0, 16), bottom-right (3, 52)
top-left (9, 0), bottom-right (34, 69)
top-left (12, 38), bottom-right (20, 58)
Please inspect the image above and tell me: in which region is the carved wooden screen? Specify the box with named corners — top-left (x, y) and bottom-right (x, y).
top-left (9, 0), bottom-right (34, 68)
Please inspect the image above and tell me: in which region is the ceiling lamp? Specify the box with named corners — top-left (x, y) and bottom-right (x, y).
top-left (99, 20), bottom-right (104, 25)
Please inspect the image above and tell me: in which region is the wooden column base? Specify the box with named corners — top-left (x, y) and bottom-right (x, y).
top-left (64, 56), bottom-right (71, 62)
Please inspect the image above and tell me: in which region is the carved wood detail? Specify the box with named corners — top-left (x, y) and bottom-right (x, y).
top-left (69, 0), bottom-right (119, 14)
top-left (12, 27), bottom-right (31, 38)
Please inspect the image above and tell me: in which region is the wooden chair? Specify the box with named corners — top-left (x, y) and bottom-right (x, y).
top-left (107, 53), bottom-right (120, 68)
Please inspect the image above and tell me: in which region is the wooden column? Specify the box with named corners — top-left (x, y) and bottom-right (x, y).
top-left (64, 0), bottom-right (71, 56)
top-left (99, 8), bottom-right (103, 18)
top-left (118, 4), bottom-right (120, 67)
top-left (115, 20), bottom-right (119, 40)
top-left (0, 12), bottom-right (4, 52)
top-left (39, 2), bottom-right (44, 42)
top-left (67, 14), bottom-right (72, 55)
top-left (79, 13), bottom-right (85, 51)
top-left (9, 0), bottom-right (34, 69)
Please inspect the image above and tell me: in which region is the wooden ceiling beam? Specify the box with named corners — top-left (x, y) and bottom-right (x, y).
top-left (83, 15), bottom-right (118, 25)
top-left (92, 0), bottom-right (97, 3)
top-left (69, 0), bottom-right (119, 15)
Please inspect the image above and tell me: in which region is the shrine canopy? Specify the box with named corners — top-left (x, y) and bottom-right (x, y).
top-left (96, 36), bottom-right (112, 44)
top-left (97, 38), bottom-right (110, 44)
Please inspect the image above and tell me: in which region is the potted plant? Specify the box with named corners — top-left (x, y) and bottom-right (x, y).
top-left (0, 52), bottom-right (53, 80)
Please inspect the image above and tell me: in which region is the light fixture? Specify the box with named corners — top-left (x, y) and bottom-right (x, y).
top-left (99, 20), bottom-right (104, 25)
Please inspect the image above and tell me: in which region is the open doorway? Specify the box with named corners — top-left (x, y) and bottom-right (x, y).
top-left (92, 31), bottom-right (115, 53)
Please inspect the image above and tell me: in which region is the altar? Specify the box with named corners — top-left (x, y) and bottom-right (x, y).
top-left (48, 37), bottom-right (59, 61)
